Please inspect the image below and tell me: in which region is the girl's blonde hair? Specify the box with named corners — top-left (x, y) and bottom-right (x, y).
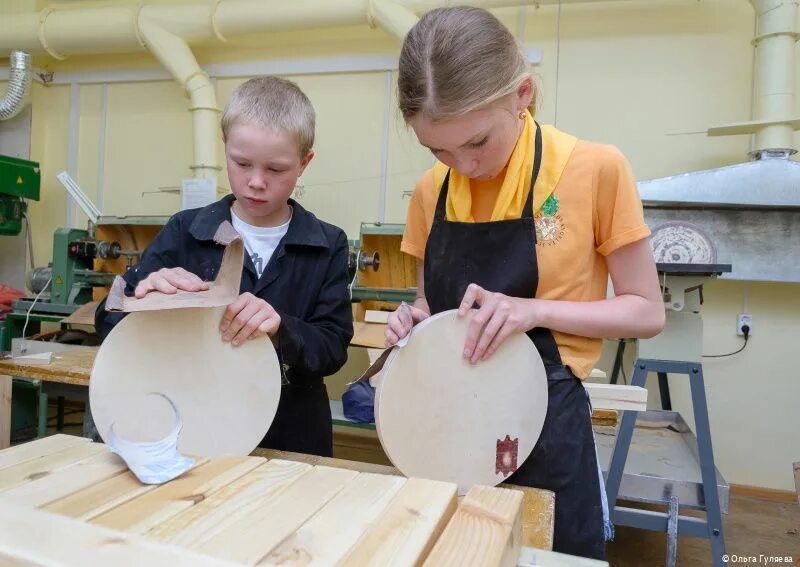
top-left (397, 6), bottom-right (536, 122)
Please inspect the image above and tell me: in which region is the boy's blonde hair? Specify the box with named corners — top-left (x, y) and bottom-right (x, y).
top-left (397, 7), bottom-right (537, 122)
top-left (221, 76), bottom-right (315, 156)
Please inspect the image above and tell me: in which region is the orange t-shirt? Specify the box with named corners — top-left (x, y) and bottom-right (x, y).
top-left (400, 132), bottom-right (651, 379)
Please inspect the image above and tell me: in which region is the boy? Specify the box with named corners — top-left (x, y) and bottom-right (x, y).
top-left (95, 77), bottom-right (354, 457)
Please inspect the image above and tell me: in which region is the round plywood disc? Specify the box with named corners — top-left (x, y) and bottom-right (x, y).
top-left (90, 306), bottom-right (281, 457)
top-left (375, 310), bottom-right (548, 494)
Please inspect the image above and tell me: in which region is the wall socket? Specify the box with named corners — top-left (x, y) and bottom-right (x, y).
top-left (737, 313), bottom-right (753, 336)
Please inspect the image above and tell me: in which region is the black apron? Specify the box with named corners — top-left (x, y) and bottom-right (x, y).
top-left (423, 124), bottom-right (607, 560)
top-left (259, 382), bottom-right (333, 457)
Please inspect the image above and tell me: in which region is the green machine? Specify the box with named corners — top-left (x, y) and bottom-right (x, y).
top-left (0, 154), bottom-right (40, 236)
top-left (0, 155), bottom-right (40, 441)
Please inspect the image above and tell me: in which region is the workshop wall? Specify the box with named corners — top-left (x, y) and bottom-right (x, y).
top-left (1, 0), bottom-right (798, 490)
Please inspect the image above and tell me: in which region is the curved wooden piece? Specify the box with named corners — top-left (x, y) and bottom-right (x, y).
top-left (375, 310), bottom-right (548, 495)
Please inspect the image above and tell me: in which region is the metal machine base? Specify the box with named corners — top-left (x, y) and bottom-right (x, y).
top-left (604, 359), bottom-right (727, 567)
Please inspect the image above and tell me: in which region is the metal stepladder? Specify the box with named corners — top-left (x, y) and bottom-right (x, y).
top-left (603, 264), bottom-right (731, 567)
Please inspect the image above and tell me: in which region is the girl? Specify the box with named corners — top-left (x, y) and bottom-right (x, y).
top-left (385, 7), bottom-right (665, 559)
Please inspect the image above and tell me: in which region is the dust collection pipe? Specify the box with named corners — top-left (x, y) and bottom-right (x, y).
top-left (0, 50), bottom-right (32, 121)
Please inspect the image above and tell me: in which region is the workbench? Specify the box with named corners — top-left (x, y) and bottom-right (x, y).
top-left (0, 347), bottom-right (563, 552)
top-left (0, 435), bottom-right (607, 566)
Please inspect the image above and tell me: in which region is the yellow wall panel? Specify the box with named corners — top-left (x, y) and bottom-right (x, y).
top-left (74, 84), bottom-right (103, 225)
top-left (526, 1), bottom-right (756, 179)
top-left (28, 83), bottom-right (70, 266)
top-left (291, 72), bottom-right (386, 238)
top-left (384, 71), bottom-right (433, 225)
top-left (102, 81), bottom-right (194, 216)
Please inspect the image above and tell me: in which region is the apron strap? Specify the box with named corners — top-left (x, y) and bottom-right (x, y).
top-left (432, 122), bottom-right (543, 223)
top-left (523, 122), bottom-right (543, 220)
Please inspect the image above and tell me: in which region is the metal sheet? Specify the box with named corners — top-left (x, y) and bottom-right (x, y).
top-left (594, 410), bottom-right (729, 514)
top-left (644, 208), bottom-right (800, 282)
top-left (638, 158), bottom-right (800, 209)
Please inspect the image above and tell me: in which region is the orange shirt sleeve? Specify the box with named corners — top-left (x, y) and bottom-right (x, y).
top-left (592, 145), bottom-right (651, 256)
top-left (401, 169), bottom-right (436, 260)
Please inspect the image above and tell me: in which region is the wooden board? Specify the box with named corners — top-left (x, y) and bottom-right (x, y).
top-left (364, 309), bottom-right (391, 324)
top-left (0, 433), bottom-right (91, 471)
top-left (90, 306), bottom-right (281, 457)
top-left (260, 472), bottom-right (406, 565)
top-left (91, 456), bottom-right (264, 534)
top-left (518, 485), bottom-right (555, 550)
top-left (794, 461), bottom-right (800, 505)
top-left (42, 464), bottom-right (194, 521)
top-left (339, 477), bottom-right (458, 567)
top-left (147, 459), bottom-right (313, 546)
top-left (583, 383), bottom-right (648, 412)
top-left (0, 441), bottom-right (106, 493)
top-left (518, 547), bottom-right (609, 566)
top-left (0, 499), bottom-right (240, 567)
top-left (0, 374), bottom-right (10, 450)
top-left (1, 450), bottom-right (128, 508)
top-left (423, 485), bottom-right (523, 567)
top-left (352, 321), bottom-right (388, 348)
top-left (194, 465), bottom-right (359, 563)
top-left (0, 347), bottom-right (95, 385)
top-left (375, 310), bottom-right (548, 494)
top-left (256, 447), bottom-right (556, 553)
top-left (0, 438), bottom-right (602, 566)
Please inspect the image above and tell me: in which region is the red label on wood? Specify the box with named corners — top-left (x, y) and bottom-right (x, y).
top-left (496, 435), bottom-right (519, 477)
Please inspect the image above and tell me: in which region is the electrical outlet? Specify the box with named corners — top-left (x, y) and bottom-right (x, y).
top-left (737, 313), bottom-right (752, 336)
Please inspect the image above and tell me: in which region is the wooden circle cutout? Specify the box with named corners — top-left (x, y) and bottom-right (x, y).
top-left (90, 306), bottom-right (281, 457)
top-left (375, 310), bottom-right (548, 494)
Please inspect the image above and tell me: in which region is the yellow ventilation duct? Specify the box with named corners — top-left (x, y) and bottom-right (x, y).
top-left (0, 0), bottom-right (644, 181)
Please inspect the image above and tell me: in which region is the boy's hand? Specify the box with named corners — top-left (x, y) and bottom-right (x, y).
top-left (220, 292), bottom-right (281, 346)
top-left (134, 267), bottom-right (209, 298)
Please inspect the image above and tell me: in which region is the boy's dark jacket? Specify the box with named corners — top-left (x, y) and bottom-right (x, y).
top-left (95, 194), bottom-right (354, 455)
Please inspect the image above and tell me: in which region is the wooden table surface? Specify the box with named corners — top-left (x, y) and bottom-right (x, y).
top-left (254, 448), bottom-right (556, 551)
top-left (0, 347), bottom-right (97, 386)
top-left (0, 435), bottom-right (607, 566)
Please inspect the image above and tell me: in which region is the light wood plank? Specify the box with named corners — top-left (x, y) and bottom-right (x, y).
top-left (2, 449), bottom-right (128, 507)
top-left (254, 448), bottom-right (556, 552)
top-left (351, 322), bottom-right (388, 349)
top-left (91, 456), bottom-right (264, 534)
top-left (0, 441), bottom-right (105, 493)
top-left (0, 498), bottom-right (241, 567)
top-left (0, 348), bottom-right (95, 385)
top-left (260, 472), bottom-right (406, 566)
top-left (583, 383), bottom-right (648, 412)
top-left (0, 434), bottom-right (92, 471)
top-left (42, 466), bottom-right (172, 520)
top-left (147, 459), bottom-right (312, 546)
top-left (195, 465), bottom-right (358, 564)
top-left (0, 375), bottom-right (10, 450)
top-left (364, 310), bottom-right (391, 324)
top-left (423, 485), bottom-right (523, 567)
top-left (339, 477), bottom-right (458, 567)
top-left (511, 485), bottom-right (555, 550)
top-left (517, 547), bottom-right (609, 566)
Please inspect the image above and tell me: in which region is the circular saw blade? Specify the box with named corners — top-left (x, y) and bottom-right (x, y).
top-left (650, 221), bottom-right (717, 264)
